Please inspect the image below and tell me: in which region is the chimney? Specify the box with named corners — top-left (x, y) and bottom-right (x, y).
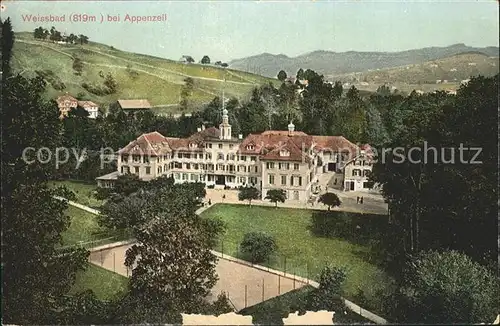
top-left (238, 134), bottom-right (243, 139)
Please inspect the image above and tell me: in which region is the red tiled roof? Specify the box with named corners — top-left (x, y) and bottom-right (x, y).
top-left (312, 136), bottom-right (359, 154)
top-left (77, 100), bottom-right (99, 108)
top-left (238, 131), bottom-right (314, 159)
top-left (260, 139), bottom-right (312, 163)
top-left (57, 93), bottom-right (77, 104)
top-left (119, 131), bottom-right (172, 156)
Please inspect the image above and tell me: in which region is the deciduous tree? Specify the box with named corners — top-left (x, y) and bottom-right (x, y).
top-left (201, 55), bottom-right (211, 64)
top-left (395, 250), bottom-right (499, 324)
top-left (238, 186), bottom-right (260, 206)
top-left (277, 70), bottom-right (287, 81)
top-left (265, 189), bottom-right (286, 207)
top-left (318, 192), bottom-right (341, 211)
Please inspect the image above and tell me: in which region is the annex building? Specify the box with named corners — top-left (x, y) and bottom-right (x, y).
top-left (97, 108), bottom-right (375, 201)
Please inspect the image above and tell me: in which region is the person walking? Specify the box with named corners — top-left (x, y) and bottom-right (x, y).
top-left (360, 196), bottom-right (364, 204)
top-left (356, 196), bottom-right (359, 204)
top-left (208, 199), bottom-right (212, 206)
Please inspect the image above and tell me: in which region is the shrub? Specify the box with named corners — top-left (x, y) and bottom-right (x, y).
top-left (308, 265), bottom-right (347, 311)
top-left (240, 231), bottom-right (277, 263)
top-left (396, 250), bottom-right (499, 324)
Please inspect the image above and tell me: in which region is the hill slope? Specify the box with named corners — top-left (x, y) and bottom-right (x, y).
top-left (332, 52), bottom-right (499, 84)
top-left (11, 33), bottom-right (278, 114)
top-left (229, 44), bottom-right (499, 78)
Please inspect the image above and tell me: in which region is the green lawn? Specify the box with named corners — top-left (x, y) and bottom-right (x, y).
top-left (239, 286), bottom-right (371, 325)
top-left (12, 34), bottom-right (277, 113)
top-left (49, 180), bottom-right (104, 208)
top-left (71, 264), bottom-right (128, 301)
top-left (61, 206), bottom-right (111, 246)
top-left (201, 204), bottom-right (395, 313)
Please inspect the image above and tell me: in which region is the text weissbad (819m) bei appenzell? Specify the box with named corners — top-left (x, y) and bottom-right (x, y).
top-left (21, 14), bottom-right (168, 23)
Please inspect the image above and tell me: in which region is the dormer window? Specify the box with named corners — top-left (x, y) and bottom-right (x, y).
top-left (189, 143), bottom-right (197, 149)
top-left (279, 150), bottom-right (290, 157)
top-left (246, 145), bottom-right (254, 150)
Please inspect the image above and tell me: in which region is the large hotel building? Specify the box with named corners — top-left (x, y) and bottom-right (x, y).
top-left (97, 108), bottom-right (374, 201)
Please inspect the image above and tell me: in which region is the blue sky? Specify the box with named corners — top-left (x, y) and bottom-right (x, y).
top-left (4, 0), bottom-right (499, 62)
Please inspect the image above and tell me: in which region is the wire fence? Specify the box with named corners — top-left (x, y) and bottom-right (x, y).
top-left (57, 229), bottom-right (133, 251)
top-left (217, 238), bottom-right (320, 283)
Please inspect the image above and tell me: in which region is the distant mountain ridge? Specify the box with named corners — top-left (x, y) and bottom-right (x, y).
top-left (229, 44), bottom-right (499, 78)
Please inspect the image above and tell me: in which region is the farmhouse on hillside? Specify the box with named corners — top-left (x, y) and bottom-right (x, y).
top-left (56, 93), bottom-right (78, 119)
top-left (77, 100), bottom-right (100, 118)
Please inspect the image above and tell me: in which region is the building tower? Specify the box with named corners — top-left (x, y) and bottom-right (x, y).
top-left (288, 121), bottom-right (295, 136)
top-left (219, 92), bottom-right (232, 140)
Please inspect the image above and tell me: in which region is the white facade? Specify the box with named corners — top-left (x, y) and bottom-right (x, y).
top-left (101, 112), bottom-right (373, 201)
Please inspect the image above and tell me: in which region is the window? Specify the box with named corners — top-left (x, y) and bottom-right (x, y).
top-left (354, 160), bottom-right (361, 166)
top-left (229, 144), bottom-right (234, 149)
top-left (279, 150), bottom-right (290, 157)
top-left (218, 143), bottom-right (223, 149)
top-left (268, 174), bottom-right (275, 184)
top-left (228, 154), bottom-right (235, 160)
top-left (238, 165), bottom-right (246, 173)
top-left (132, 155), bottom-right (141, 163)
top-left (189, 143), bottom-right (197, 149)
top-left (217, 164), bottom-right (225, 171)
top-left (194, 164), bottom-right (199, 170)
top-left (217, 153), bottom-right (224, 160)
top-left (184, 153), bottom-right (191, 159)
top-left (285, 163), bottom-right (290, 170)
top-left (174, 162), bottom-right (182, 169)
top-left (250, 177), bottom-right (257, 184)
top-left (281, 175), bottom-right (287, 186)
top-left (134, 166), bottom-right (139, 174)
top-left (164, 164), bottom-right (168, 171)
top-left (294, 163), bottom-right (299, 170)
top-left (200, 175), bottom-right (206, 181)
top-left (206, 153), bottom-right (212, 160)
top-left (182, 173), bottom-right (187, 180)
top-left (191, 174), bottom-right (197, 181)
top-left (228, 165), bottom-right (235, 172)
top-left (239, 177), bottom-right (246, 183)
top-left (207, 143), bottom-right (213, 149)
top-left (164, 154), bottom-right (169, 160)
top-left (254, 166), bottom-right (258, 173)
top-left (121, 166), bottom-right (129, 174)
top-left (246, 145), bottom-right (254, 150)
top-left (353, 169), bottom-right (361, 176)
top-left (185, 163), bottom-right (191, 170)
top-left (121, 155), bottom-right (129, 162)
top-left (145, 167), bottom-right (151, 174)
top-left (158, 166), bottom-right (162, 174)
top-left (143, 156), bottom-right (149, 163)
top-left (363, 170), bottom-right (370, 177)
top-left (299, 176), bottom-right (302, 186)
top-left (250, 156), bottom-right (256, 161)
top-left (240, 155), bottom-right (247, 161)
top-left (266, 162), bottom-right (275, 169)
top-left (174, 173), bottom-right (180, 180)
